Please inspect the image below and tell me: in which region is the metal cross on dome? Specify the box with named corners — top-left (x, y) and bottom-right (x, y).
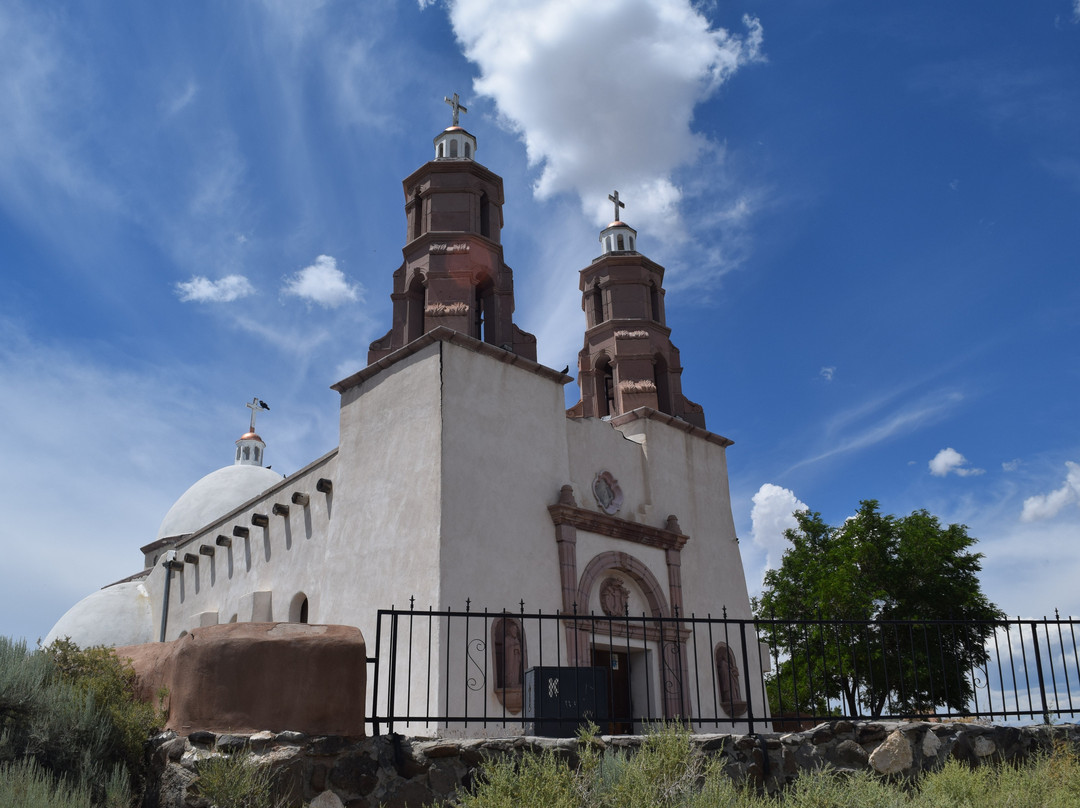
top-left (246, 397), bottom-right (269, 433)
top-left (609, 190), bottom-right (626, 223)
top-left (444, 93), bottom-right (467, 127)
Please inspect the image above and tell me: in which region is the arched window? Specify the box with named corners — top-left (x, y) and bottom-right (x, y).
top-left (715, 643), bottom-right (747, 718)
top-left (254, 447), bottom-right (262, 464)
top-left (628, 235), bottom-right (635, 251)
top-left (289, 592), bottom-right (309, 624)
top-left (437, 142), bottom-right (444, 158)
top-left (242, 446), bottom-right (250, 460)
top-left (449, 139), bottom-right (459, 158)
top-left (491, 617), bottom-right (526, 714)
top-left (616, 233), bottom-right (625, 250)
top-left (236, 447), bottom-right (241, 462)
top-left (464, 142), bottom-right (471, 158)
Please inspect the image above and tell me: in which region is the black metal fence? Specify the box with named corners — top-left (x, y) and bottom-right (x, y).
top-left (367, 603), bottom-right (1080, 736)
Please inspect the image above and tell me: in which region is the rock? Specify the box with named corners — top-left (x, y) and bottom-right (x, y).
top-left (330, 752), bottom-right (380, 795)
top-left (215, 734), bottom-right (248, 753)
top-left (869, 730), bottom-right (913, 775)
top-left (163, 736), bottom-right (188, 762)
top-left (832, 739), bottom-right (869, 769)
top-left (249, 730), bottom-right (275, 751)
top-left (973, 736), bottom-right (996, 757)
top-left (428, 761), bottom-right (461, 795)
top-left (381, 779), bottom-right (433, 808)
top-left (188, 730), bottom-right (216, 746)
top-left (277, 730), bottom-right (308, 745)
top-left (417, 741), bottom-right (460, 759)
top-left (310, 791), bottom-right (346, 808)
top-left (922, 731), bottom-right (941, 757)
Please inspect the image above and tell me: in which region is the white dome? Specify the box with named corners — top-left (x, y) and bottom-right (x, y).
top-left (157, 464), bottom-right (283, 540)
top-left (44, 581), bottom-right (154, 648)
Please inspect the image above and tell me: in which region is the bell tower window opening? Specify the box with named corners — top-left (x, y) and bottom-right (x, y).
top-left (480, 192), bottom-right (491, 237)
top-left (597, 358), bottom-right (615, 417)
top-left (410, 193), bottom-right (422, 241)
top-left (254, 446), bottom-right (262, 464)
top-left (616, 233), bottom-right (625, 250)
top-left (235, 447), bottom-right (241, 462)
top-left (654, 354), bottom-right (672, 415)
top-left (242, 446), bottom-right (250, 460)
top-left (449, 139), bottom-right (459, 158)
top-left (650, 282), bottom-right (662, 322)
top-left (464, 141), bottom-right (471, 158)
top-left (406, 278), bottom-right (425, 342)
top-left (628, 235), bottom-right (635, 251)
top-left (592, 283), bottom-right (604, 326)
top-left (437, 142), bottom-right (444, 158)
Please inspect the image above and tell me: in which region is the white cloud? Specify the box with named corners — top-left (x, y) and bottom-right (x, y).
top-left (445, 0), bottom-right (762, 238)
top-left (1021, 461), bottom-right (1080, 521)
top-left (1002, 458), bottom-right (1021, 472)
top-left (1074, 0), bottom-right (1080, 23)
top-left (750, 483), bottom-right (808, 569)
top-left (820, 366), bottom-right (836, 381)
top-left (175, 274), bottom-right (255, 303)
top-left (929, 447), bottom-right (985, 477)
top-left (281, 254), bottom-right (361, 309)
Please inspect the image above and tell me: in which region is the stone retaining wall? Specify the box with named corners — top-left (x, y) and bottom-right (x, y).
top-left (146, 722), bottom-right (1080, 808)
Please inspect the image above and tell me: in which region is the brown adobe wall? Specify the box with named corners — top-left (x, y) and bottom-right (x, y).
top-left (117, 622), bottom-right (366, 737)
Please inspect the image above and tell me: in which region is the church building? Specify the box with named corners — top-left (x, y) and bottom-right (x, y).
top-left (46, 97), bottom-right (763, 735)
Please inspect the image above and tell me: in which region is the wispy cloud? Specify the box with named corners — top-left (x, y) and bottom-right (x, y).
top-left (820, 366), bottom-right (836, 382)
top-left (176, 274), bottom-right (256, 303)
top-left (1021, 461), bottom-right (1080, 521)
top-left (162, 80), bottom-right (198, 117)
top-left (790, 389), bottom-right (964, 472)
top-left (929, 447), bottom-right (985, 477)
top-left (281, 254), bottom-right (362, 309)
top-left (1002, 458), bottom-right (1022, 472)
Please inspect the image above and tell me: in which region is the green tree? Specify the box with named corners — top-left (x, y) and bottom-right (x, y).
top-left (754, 500), bottom-right (1004, 719)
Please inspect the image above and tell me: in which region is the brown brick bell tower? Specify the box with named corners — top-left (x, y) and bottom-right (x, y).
top-left (568, 192), bottom-right (705, 428)
top-left (368, 94), bottom-right (536, 364)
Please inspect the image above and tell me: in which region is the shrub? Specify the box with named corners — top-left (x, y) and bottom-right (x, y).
top-left (194, 752), bottom-right (290, 808)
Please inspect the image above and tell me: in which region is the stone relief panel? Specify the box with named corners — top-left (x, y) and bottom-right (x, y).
top-left (599, 577), bottom-right (630, 617)
top-left (592, 470), bottom-right (624, 515)
top-left (491, 616), bottom-right (526, 714)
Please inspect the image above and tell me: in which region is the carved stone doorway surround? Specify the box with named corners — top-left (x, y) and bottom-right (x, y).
top-left (548, 484), bottom-right (692, 720)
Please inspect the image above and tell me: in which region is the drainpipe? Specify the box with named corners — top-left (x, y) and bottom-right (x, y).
top-left (159, 550), bottom-right (180, 642)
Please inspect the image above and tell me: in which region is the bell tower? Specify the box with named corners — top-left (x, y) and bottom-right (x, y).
top-left (568, 192), bottom-right (705, 428)
top-left (368, 94), bottom-right (536, 363)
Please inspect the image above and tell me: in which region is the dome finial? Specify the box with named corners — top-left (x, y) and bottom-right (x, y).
top-left (444, 92), bottom-right (467, 128)
top-left (608, 190), bottom-right (626, 225)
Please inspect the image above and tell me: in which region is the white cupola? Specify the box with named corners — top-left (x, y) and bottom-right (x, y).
top-left (434, 93), bottom-right (477, 161)
top-left (235, 397), bottom-right (269, 467)
top-left (598, 190), bottom-right (637, 256)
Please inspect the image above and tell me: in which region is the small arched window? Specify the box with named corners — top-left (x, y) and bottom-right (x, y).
top-left (592, 283), bottom-right (604, 326)
top-left (235, 447), bottom-right (241, 462)
top-left (449, 139), bottom-right (459, 158)
top-left (437, 142), bottom-right (444, 158)
top-left (242, 446), bottom-right (250, 460)
top-left (616, 234), bottom-right (625, 250)
top-left (254, 447), bottom-right (262, 464)
top-left (464, 142), bottom-right (471, 158)
top-left (289, 592), bottom-right (309, 624)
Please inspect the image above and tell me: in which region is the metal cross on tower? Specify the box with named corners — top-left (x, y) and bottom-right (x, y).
top-left (246, 397), bottom-right (269, 433)
top-left (609, 190), bottom-right (626, 223)
top-left (444, 93), bottom-right (467, 127)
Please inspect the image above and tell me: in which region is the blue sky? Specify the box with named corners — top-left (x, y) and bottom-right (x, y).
top-left (2, 0), bottom-right (1078, 645)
